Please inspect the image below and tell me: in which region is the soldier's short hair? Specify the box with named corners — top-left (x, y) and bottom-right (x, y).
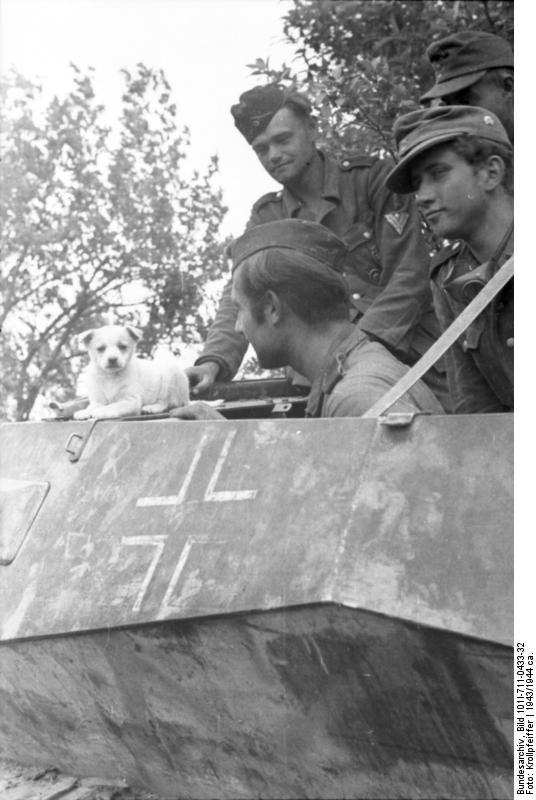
top-left (450, 134), bottom-right (513, 195)
top-left (236, 247), bottom-right (350, 325)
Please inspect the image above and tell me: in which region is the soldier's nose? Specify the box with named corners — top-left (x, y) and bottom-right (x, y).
top-left (415, 184), bottom-right (434, 206)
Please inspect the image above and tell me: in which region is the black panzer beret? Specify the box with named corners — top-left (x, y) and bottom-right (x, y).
top-left (230, 219), bottom-right (348, 273)
top-left (420, 30), bottom-right (513, 101)
top-left (386, 104), bottom-right (512, 194)
top-left (231, 85), bottom-right (312, 143)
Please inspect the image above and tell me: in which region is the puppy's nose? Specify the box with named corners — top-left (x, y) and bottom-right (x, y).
top-left (107, 357), bottom-right (119, 367)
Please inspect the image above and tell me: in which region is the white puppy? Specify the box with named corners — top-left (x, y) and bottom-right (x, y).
top-left (74, 325), bottom-right (189, 420)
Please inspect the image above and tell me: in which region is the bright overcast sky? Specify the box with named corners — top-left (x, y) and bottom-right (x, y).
top-left (0, 0), bottom-right (301, 237)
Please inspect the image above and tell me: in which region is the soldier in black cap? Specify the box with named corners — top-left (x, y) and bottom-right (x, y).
top-left (186, 84), bottom-right (449, 409)
top-left (172, 220), bottom-right (443, 420)
top-left (386, 105), bottom-right (513, 414)
top-left (420, 30), bottom-right (514, 142)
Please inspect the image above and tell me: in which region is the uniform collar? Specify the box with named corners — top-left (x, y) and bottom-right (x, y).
top-left (320, 150), bottom-right (341, 201)
top-left (305, 324), bottom-right (367, 417)
top-left (431, 222), bottom-right (513, 280)
top-left (466, 221), bottom-right (514, 267)
top-left (280, 149), bottom-right (340, 218)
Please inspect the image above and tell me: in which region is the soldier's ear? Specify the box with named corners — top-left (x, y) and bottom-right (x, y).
top-left (483, 155), bottom-right (506, 191)
top-left (264, 290), bottom-right (284, 325)
top-left (503, 73), bottom-right (514, 95)
top-left (78, 329), bottom-right (95, 351)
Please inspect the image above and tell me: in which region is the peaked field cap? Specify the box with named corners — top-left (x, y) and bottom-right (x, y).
top-left (385, 105), bottom-right (512, 194)
top-left (420, 30), bottom-right (514, 101)
top-left (230, 220), bottom-right (348, 273)
top-left (231, 84), bottom-right (312, 143)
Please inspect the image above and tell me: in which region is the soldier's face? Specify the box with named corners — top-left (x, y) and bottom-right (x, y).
top-left (442, 72), bottom-right (514, 142)
top-left (250, 107), bottom-right (316, 186)
top-left (410, 144), bottom-right (489, 241)
top-left (231, 266), bottom-right (287, 369)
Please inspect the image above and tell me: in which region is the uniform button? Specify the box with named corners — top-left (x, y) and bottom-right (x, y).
top-left (368, 268), bottom-right (381, 283)
top-left (352, 292), bottom-right (361, 300)
top-left (342, 159), bottom-right (349, 167)
top-left (462, 340), bottom-right (469, 352)
top-left (506, 337), bottom-right (514, 348)
top-left (363, 231), bottom-right (371, 239)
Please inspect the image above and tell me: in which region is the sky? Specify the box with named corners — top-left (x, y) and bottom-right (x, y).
top-left (0, 0), bottom-right (301, 237)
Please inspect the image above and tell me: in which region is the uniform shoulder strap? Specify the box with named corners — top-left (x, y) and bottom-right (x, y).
top-left (338, 153), bottom-right (377, 171)
top-left (251, 190), bottom-right (282, 213)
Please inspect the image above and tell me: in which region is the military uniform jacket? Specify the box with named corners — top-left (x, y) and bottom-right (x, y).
top-left (430, 231), bottom-right (514, 414)
top-left (305, 326), bottom-right (444, 418)
top-left (196, 149), bottom-right (440, 381)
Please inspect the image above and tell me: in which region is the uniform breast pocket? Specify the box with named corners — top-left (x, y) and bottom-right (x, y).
top-left (343, 222), bottom-right (383, 287)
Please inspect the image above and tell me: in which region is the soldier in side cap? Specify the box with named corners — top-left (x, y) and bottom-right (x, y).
top-left (171, 220), bottom-right (443, 420)
top-left (420, 30), bottom-right (514, 142)
top-left (386, 105), bottom-right (513, 414)
top-left (186, 83), bottom-right (449, 409)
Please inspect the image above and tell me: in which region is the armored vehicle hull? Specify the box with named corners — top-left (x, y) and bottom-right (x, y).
top-left (0, 414), bottom-right (513, 798)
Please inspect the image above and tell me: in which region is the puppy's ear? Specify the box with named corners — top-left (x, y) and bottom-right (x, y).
top-left (126, 326), bottom-right (142, 343)
top-left (78, 329), bottom-right (95, 351)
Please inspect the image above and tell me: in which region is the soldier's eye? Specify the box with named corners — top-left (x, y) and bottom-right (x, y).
top-left (430, 166), bottom-right (449, 179)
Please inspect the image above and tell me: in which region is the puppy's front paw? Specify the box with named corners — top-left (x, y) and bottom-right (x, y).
top-left (74, 408), bottom-right (91, 420)
top-left (142, 403), bottom-right (167, 414)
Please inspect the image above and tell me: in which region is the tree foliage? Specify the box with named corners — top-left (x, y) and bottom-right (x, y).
top-left (0, 64), bottom-right (230, 420)
top-left (250, 0), bottom-right (514, 156)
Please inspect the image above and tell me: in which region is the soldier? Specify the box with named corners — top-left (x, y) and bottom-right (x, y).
top-left (186, 85), bottom-right (448, 408)
top-left (420, 30), bottom-right (514, 142)
top-left (171, 220), bottom-right (444, 420)
top-left (385, 105), bottom-right (513, 414)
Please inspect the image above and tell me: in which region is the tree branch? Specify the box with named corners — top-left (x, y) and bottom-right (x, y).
top-left (480, 1), bottom-right (496, 32)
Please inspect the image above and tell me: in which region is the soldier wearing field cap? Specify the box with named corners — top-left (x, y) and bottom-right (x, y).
top-left (172, 220), bottom-right (443, 420)
top-left (386, 105), bottom-right (513, 414)
top-left (420, 30), bottom-right (514, 142)
top-left (186, 84), bottom-right (449, 409)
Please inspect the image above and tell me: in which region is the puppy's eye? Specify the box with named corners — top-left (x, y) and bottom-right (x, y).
top-left (118, 344), bottom-right (128, 351)
top-left (97, 346), bottom-right (106, 353)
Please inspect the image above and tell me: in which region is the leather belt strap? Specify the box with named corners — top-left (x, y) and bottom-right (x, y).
top-left (362, 255), bottom-right (514, 418)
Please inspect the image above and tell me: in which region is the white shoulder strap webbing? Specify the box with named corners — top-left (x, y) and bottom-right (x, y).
top-left (362, 255), bottom-right (514, 418)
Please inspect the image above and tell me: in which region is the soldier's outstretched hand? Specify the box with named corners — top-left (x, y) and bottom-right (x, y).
top-left (185, 362), bottom-right (220, 397)
top-left (169, 401), bottom-right (225, 421)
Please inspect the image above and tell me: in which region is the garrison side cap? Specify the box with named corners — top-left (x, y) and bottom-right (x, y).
top-left (385, 104), bottom-right (512, 194)
top-left (230, 220), bottom-right (348, 273)
top-left (231, 84), bottom-right (312, 144)
top-left (420, 30), bottom-right (514, 101)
